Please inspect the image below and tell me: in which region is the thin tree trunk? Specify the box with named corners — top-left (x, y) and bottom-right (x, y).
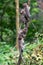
top-left (28, 0), bottom-right (30, 6)
top-left (15, 0), bottom-right (20, 48)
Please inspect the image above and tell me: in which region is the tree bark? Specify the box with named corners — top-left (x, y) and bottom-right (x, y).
top-left (28, 0), bottom-right (30, 5)
top-left (15, 0), bottom-right (20, 48)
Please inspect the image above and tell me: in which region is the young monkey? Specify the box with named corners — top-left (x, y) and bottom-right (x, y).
top-left (23, 3), bottom-right (30, 18)
top-left (20, 3), bottom-right (30, 27)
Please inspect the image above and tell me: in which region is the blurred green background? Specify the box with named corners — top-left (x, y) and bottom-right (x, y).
top-left (0, 0), bottom-right (43, 65)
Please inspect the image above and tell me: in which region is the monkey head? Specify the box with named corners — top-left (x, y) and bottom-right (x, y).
top-left (20, 9), bottom-right (25, 14)
top-left (23, 3), bottom-right (27, 7)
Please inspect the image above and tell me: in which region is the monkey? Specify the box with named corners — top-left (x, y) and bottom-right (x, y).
top-left (20, 9), bottom-right (27, 26)
top-left (18, 26), bottom-right (28, 53)
top-left (18, 37), bottom-right (24, 52)
top-left (23, 3), bottom-right (30, 18)
top-left (18, 27), bottom-right (28, 38)
top-left (20, 3), bottom-right (30, 27)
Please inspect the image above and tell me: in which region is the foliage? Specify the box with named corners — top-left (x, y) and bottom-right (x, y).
top-left (0, 0), bottom-right (43, 43)
top-left (0, 0), bottom-right (43, 65)
top-left (0, 40), bottom-right (43, 65)
top-left (0, 0), bottom-right (16, 44)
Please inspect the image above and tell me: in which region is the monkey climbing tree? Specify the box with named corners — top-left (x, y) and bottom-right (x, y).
top-left (15, 0), bottom-right (30, 65)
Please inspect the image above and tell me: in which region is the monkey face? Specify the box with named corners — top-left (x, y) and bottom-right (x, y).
top-left (20, 9), bottom-right (26, 14)
top-left (20, 9), bottom-right (24, 14)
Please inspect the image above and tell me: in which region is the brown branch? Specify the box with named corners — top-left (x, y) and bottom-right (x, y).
top-left (15, 0), bottom-right (20, 49)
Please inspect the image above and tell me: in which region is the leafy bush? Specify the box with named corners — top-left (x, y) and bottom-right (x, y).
top-left (0, 39), bottom-right (43, 65)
